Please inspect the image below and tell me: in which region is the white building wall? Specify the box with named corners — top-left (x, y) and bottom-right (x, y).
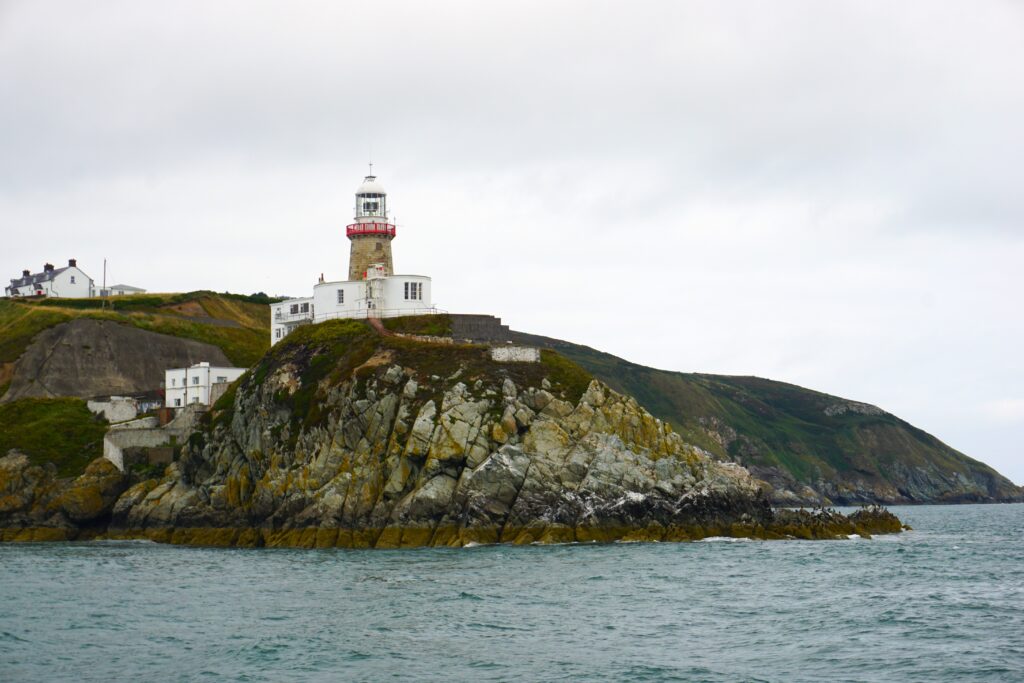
top-left (165, 363), bottom-right (245, 408)
top-left (51, 268), bottom-right (93, 298)
top-left (271, 296), bottom-right (316, 344)
top-left (270, 275), bottom-right (435, 346)
top-left (6, 266), bottom-right (94, 298)
top-left (380, 275), bottom-right (432, 315)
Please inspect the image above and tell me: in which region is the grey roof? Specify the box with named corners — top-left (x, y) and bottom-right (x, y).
top-left (8, 267), bottom-right (69, 288)
top-left (106, 284), bottom-right (145, 291)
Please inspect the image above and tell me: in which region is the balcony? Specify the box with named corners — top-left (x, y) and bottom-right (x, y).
top-left (346, 222), bottom-right (396, 238)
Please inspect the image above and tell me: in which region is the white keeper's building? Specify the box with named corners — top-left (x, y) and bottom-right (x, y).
top-left (165, 362), bottom-right (246, 408)
top-left (270, 172), bottom-right (437, 345)
top-left (5, 259), bottom-right (94, 298)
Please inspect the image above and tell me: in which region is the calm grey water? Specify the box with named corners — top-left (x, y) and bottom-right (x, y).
top-left (2, 505), bottom-right (1023, 682)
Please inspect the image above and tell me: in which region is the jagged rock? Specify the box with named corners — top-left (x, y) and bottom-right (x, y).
top-left (0, 452), bottom-right (128, 536)
top-left (2, 324), bottom-right (905, 547)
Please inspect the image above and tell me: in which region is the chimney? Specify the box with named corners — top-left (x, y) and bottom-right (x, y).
top-left (43, 263), bottom-right (54, 273)
top-left (68, 258), bottom-right (77, 267)
top-left (22, 269), bottom-right (30, 277)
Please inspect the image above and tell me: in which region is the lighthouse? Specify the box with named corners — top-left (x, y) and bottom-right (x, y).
top-left (347, 174), bottom-right (396, 280)
top-left (269, 170), bottom-right (436, 345)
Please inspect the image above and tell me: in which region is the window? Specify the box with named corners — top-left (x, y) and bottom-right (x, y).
top-left (290, 304), bottom-right (299, 314)
top-left (192, 376), bottom-right (200, 385)
top-left (174, 398), bottom-right (182, 407)
top-left (404, 282), bottom-right (422, 301)
top-left (337, 289), bottom-right (344, 304)
top-left (70, 276), bottom-right (76, 284)
top-left (216, 376), bottom-right (227, 383)
top-left (171, 378), bottom-right (176, 386)
top-left (300, 302), bottom-right (310, 313)
top-left (192, 396), bottom-right (200, 404)
top-left (275, 329), bottom-right (282, 339)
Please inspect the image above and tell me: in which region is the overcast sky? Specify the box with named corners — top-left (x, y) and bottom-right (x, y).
top-left (2, 1), bottom-right (1022, 483)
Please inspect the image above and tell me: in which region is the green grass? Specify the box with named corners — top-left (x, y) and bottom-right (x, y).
top-left (544, 340), bottom-right (1019, 499)
top-left (382, 314), bottom-right (452, 337)
top-left (0, 292), bottom-right (271, 368)
top-left (0, 398), bottom-right (107, 477)
top-left (237, 318), bottom-right (595, 447)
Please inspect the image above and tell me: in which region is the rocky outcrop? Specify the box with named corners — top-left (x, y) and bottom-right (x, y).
top-left (2, 318), bottom-right (232, 402)
top-left (95, 324), bottom-right (903, 547)
top-left (0, 451), bottom-right (129, 541)
top-left (507, 331), bottom-right (1023, 505)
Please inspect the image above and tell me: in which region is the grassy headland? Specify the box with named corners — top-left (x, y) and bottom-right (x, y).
top-left (0, 398), bottom-right (107, 477)
top-left (0, 291), bottom-right (276, 368)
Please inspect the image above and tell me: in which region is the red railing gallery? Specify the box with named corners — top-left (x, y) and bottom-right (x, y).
top-left (346, 223), bottom-right (397, 238)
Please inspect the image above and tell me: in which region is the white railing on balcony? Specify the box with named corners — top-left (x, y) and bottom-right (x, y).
top-left (311, 306), bottom-right (446, 324)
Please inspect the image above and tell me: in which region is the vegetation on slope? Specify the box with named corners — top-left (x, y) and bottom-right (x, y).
top-left (0, 291), bottom-right (274, 368)
top-left (382, 313), bottom-right (452, 337)
top-left (512, 334), bottom-right (1021, 502)
top-left (220, 318), bottom-right (594, 445)
top-left (0, 398), bottom-right (107, 477)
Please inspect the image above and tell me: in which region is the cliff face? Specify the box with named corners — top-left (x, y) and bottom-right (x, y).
top-left (95, 321), bottom-right (900, 547)
top-left (3, 319), bottom-right (231, 401)
top-left (509, 332), bottom-right (1023, 506)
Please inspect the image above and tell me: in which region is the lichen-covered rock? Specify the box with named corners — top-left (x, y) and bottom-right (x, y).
top-left (0, 451), bottom-right (128, 537)
top-left (54, 458), bottom-right (128, 523)
top-left (96, 325), bottom-right (900, 548)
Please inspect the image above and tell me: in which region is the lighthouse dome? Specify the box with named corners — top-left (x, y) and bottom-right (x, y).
top-left (356, 175), bottom-right (386, 196)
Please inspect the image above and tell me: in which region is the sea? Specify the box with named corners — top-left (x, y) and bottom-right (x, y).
top-left (1, 505), bottom-right (1022, 682)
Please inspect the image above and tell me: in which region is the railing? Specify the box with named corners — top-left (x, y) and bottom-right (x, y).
top-left (346, 222), bottom-right (396, 238)
top-left (311, 306), bottom-right (446, 324)
top-left (275, 309), bottom-right (312, 320)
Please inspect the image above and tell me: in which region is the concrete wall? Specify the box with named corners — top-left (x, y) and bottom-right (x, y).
top-left (87, 396), bottom-right (139, 423)
top-left (102, 407), bottom-right (203, 471)
top-left (103, 421), bottom-right (170, 471)
top-left (451, 315), bottom-right (511, 343)
top-left (490, 346), bottom-right (541, 363)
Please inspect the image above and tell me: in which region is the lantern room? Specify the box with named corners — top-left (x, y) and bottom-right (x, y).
top-left (355, 175), bottom-right (387, 219)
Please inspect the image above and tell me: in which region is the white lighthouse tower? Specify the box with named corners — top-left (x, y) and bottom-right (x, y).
top-left (270, 171), bottom-right (436, 344)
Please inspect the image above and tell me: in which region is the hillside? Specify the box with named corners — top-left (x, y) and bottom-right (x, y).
top-left (0, 318), bottom-right (900, 546)
top-left (510, 331), bottom-right (1022, 505)
top-left (0, 292), bottom-right (272, 399)
top-left (0, 299), bottom-right (1017, 505)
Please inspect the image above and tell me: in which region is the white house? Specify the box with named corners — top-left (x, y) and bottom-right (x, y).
top-left (270, 173), bottom-right (438, 345)
top-left (5, 259), bottom-right (94, 298)
top-left (165, 362), bottom-right (246, 408)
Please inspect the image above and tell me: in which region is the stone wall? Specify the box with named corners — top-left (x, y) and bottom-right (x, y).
top-left (102, 406), bottom-right (206, 471)
top-left (450, 314), bottom-right (511, 343)
top-left (490, 346), bottom-right (540, 363)
top-left (347, 236), bottom-right (394, 281)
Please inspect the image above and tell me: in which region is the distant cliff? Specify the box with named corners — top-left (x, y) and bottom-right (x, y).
top-left (509, 331), bottom-right (1023, 505)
